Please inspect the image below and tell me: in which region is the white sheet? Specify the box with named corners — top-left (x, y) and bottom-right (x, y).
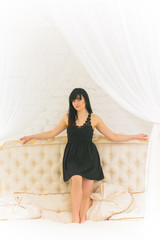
top-left (0, 218), bottom-right (145, 240)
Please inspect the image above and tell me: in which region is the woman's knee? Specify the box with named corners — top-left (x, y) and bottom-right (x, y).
top-left (82, 179), bottom-right (94, 198)
top-left (71, 175), bottom-right (83, 186)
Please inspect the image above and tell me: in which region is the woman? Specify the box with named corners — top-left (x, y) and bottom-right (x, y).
top-left (20, 88), bottom-right (149, 224)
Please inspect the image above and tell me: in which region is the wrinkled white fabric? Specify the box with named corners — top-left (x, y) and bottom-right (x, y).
top-left (0, 1), bottom-right (59, 146)
top-left (86, 183), bottom-right (132, 221)
top-left (0, 198), bottom-right (41, 220)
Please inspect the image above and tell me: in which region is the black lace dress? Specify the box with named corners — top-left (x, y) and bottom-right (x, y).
top-left (62, 112), bottom-right (104, 182)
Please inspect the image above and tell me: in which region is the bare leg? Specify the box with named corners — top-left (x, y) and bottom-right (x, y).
top-left (79, 178), bottom-right (94, 223)
top-left (79, 196), bottom-right (92, 223)
top-left (71, 175), bottom-right (83, 223)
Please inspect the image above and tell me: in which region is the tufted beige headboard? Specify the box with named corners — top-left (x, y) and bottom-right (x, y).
top-left (0, 134), bottom-right (149, 197)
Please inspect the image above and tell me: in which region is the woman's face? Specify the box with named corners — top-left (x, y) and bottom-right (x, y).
top-left (72, 95), bottom-right (86, 111)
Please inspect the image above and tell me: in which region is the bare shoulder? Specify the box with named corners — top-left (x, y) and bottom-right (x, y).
top-left (91, 113), bottom-right (115, 140)
top-left (64, 113), bottom-right (69, 118)
top-left (63, 113), bottom-right (69, 125)
top-left (91, 113), bottom-right (99, 118)
top-left (91, 113), bottom-right (101, 124)
top-left (90, 113), bottom-right (101, 129)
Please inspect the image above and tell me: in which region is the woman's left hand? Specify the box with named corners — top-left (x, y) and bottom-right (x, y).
top-left (136, 133), bottom-right (149, 140)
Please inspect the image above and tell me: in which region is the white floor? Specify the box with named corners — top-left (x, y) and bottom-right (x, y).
top-left (0, 218), bottom-right (148, 240)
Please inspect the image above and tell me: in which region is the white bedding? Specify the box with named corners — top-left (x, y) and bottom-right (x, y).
top-left (0, 218), bottom-right (146, 240)
top-left (0, 194), bottom-right (148, 240)
top-left (0, 183), bottom-right (145, 223)
top-left (0, 183), bottom-right (145, 222)
top-left (0, 182), bottom-right (148, 240)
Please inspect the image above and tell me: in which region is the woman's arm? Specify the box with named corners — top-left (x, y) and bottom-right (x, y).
top-left (95, 115), bottom-right (115, 141)
top-left (20, 114), bottom-right (68, 144)
top-left (112, 133), bottom-right (148, 141)
top-left (95, 115), bottom-right (149, 141)
top-left (31, 114), bottom-right (68, 139)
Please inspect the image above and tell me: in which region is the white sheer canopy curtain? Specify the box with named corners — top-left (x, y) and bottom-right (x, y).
top-left (0, 1), bottom-right (55, 147)
top-left (46, 0), bottom-right (160, 234)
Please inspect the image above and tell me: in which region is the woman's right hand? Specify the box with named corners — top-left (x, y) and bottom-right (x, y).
top-left (19, 136), bottom-right (32, 144)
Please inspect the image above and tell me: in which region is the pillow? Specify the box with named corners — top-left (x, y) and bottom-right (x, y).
top-left (0, 197), bottom-right (41, 220)
top-left (108, 192), bottom-right (145, 220)
top-left (13, 192), bottom-right (72, 212)
top-left (86, 182), bottom-right (133, 221)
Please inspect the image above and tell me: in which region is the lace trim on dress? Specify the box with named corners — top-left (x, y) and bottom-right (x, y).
top-left (75, 112), bottom-right (91, 128)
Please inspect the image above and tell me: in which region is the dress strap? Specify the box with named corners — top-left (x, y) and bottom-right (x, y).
top-left (85, 112), bottom-right (91, 126)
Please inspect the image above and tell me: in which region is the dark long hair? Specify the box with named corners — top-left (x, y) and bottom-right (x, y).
top-left (67, 88), bottom-right (93, 127)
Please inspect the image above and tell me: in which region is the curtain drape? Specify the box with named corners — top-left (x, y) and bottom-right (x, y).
top-left (0, 1), bottom-right (57, 147)
top-left (0, 76), bottom-right (50, 146)
top-left (46, 0), bottom-right (160, 234)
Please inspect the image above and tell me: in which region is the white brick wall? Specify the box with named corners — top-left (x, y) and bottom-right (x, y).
top-left (0, 1), bottom-right (152, 144)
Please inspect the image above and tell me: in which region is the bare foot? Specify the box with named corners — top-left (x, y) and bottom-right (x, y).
top-left (72, 218), bottom-right (80, 223)
top-left (80, 215), bottom-right (86, 224)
